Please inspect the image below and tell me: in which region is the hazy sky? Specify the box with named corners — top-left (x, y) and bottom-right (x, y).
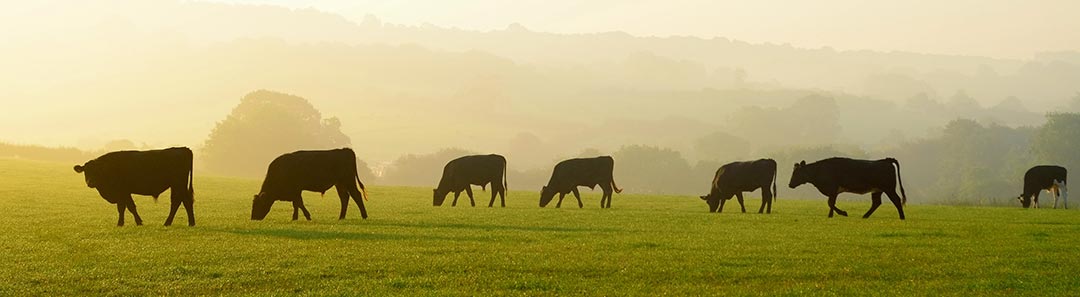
top-left (207, 0), bottom-right (1080, 59)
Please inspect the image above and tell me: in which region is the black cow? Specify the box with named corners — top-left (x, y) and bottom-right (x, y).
top-left (540, 156), bottom-right (623, 208)
top-left (251, 148), bottom-right (369, 221)
top-left (433, 154), bottom-right (508, 207)
top-left (73, 147), bottom-right (194, 226)
top-left (699, 159), bottom-right (777, 214)
top-left (788, 157), bottom-right (907, 220)
top-left (1017, 165), bottom-right (1067, 209)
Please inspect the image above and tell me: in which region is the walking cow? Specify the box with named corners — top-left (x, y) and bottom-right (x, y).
top-left (540, 156), bottom-right (623, 208)
top-left (433, 154), bottom-right (508, 207)
top-left (1017, 165), bottom-right (1067, 209)
top-left (73, 147), bottom-right (195, 226)
top-left (251, 148), bottom-right (369, 221)
top-left (699, 159), bottom-right (777, 213)
top-left (788, 157), bottom-right (908, 220)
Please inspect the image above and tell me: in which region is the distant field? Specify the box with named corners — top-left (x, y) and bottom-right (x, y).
top-left (1, 158), bottom-right (1078, 296)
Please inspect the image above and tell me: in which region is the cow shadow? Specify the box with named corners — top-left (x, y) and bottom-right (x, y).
top-left (222, 228), bottom-right (501, 242)
top-left (364, 221), bottom-right (619, 233)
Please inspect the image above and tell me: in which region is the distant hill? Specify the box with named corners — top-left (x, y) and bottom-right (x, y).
top-left (0, 0), bottom-right (1074, 165)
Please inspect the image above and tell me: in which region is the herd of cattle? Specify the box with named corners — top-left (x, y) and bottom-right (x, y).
top-left (71, 147), bottom-right (1069, 226)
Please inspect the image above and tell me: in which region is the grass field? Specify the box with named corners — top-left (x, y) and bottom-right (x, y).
top-left (1, 158), bottom-right (1079, 296)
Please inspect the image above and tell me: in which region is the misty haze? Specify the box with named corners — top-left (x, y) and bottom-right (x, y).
top-left (2, 1), bottom-right (1079, 295)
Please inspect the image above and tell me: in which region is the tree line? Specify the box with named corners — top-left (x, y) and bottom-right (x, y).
top-left (6, 90), bottom-right (1077, 206)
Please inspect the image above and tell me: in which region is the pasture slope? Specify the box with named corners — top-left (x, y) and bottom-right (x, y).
top-left (1, 158), bottom-right (1078, 296)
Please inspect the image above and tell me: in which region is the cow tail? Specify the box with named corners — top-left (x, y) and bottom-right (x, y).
top-left (612, 179), bottom-right (623, 194)
top-left (355, 172), bottom-right (369, 201)
top-left (188, 165), bottom-right (194, 203)
top-left (772, 163), bottom-right (778, 202)
top-left (888, 158), bottom-right (907, 205)
top-left (502, 157), bottom-right (508, 193)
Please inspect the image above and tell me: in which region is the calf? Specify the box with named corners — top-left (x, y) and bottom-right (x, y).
top-left (540, 156), bottom-right (623, 208)
top-left (433, 154), bottom-right (508, 207)
top-left (788, 157), bottom-right (907, 220)
top-left (73, 147), bottom-right (194, 226)
top-left (251, 148), bottom-right (369, 220)
top-left (1017, 165), bottom-right (1067, 209)
top-left (699, 159), bottom-right (777, 213)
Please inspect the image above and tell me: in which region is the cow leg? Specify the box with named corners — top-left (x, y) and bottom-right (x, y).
top-left (885, 190), bottom-right (905, 220)
top-left (718, 198), bottom-right (726, 213)
top-left (498, 183), bottom-right (507, 208)
top-left (465, 186), bottom-right (476, 207)
top-left (1052, 186), bottom-right (1060, 209)
top-left (292, 205), bottom-right (299, 221)
top-left (123, 195), bottom-right (143, 226)
top-left (293, 199), bottom-right (311, 221)
top-left (344, 185), bottom-right (369, 219)
top-left (735, 192), bottom-right (746, 213)
top-left (761, 187), bottom-right (773, 214)
top-left (827, 195), bottom-right (847, 217)
top-left (863, 192), bottom-right (883, 219)
top-left (337, 188), bottom-right (350, 220)
top-left (1033, 191), bottom-right (1041, 209)
top-left (164, 193), bottom-right (179, 226)
top-left (1062, 183), bottom-right (1069, 209)
top-left (556, 193), bottom-right (565, 208)
top-left (452, 191), bottom-right (461, 207)
top-left (182, 196), bottom-right (195, 226)
top-left (116, 202), bottom-right (127, 226)
top-left (165, 195), bottom-right (182, 226)
top-left (488, 183), bottom-right (498, 208)
top-left (600, 183), bottom-right (613, 208)
top-left (572, 187), bottom-right (583, 208)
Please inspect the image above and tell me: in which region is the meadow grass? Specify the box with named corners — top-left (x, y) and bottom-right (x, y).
top-left (1, 158), bottom-right (1079, 296)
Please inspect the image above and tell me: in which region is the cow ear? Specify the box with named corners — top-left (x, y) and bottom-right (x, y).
top-left (799, 160), bottom-right (806, 166)
top-left (73, 165), bottom-right (84, 173)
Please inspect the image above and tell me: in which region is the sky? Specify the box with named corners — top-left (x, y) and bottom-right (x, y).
top-left (205, 0), bottom-right (1080, 59)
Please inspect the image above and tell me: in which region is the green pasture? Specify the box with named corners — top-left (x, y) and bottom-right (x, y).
top-left (0, 158), bottom-right (1078, 296)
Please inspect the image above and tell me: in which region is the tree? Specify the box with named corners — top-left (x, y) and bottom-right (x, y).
top-left (1034, 113), bottom-right (1080, 175)
top-left (102, 139), bottom-right (137, 151)
top-left (202, 90), bottom-right (352, 177)
top-left (381, 148), bottom-right (477, 186)
top-left (612, 145), bottom-right (694, 194)
top-left (693, 131), bottom-right (750, 161)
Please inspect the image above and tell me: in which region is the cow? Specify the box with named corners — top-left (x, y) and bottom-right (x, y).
top-left (73, 147), bottom-right (194, 226)
top-left (251, 148), bottom-right (369, 221)
top-left (433, 154), bottom-right (508, 207)
top-left (540, 156), bottom-right (623, 208)
top-left (788, 157), bottom-right (907, 220)
top-left (699, 159), bottom-right (777, 214)
top-left (1017, 165), bottom-right (1067, 209)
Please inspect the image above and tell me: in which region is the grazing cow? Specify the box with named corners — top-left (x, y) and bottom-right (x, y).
top-left (788, 157), bottom-right (907, 220)
top-left (540, 156), bottom-right (623, 208)
top-left (73, 147), bottom-right (194, 226)
top-left (699, 159), bottom-right (777, 214)
top-left (1017, 165), bottom-right (1067, 209)
top-left (251, 148), bottom-right (369, 221)
top-left (433, 154), bottom-right (508, 207)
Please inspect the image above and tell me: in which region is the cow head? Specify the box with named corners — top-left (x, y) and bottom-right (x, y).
top-left (700, 193), bottom-right (721, 212)
top-left (788, 160), bottom-right (808, 189)
top-left (251, 193), bottom-right (274, 220)
top-left (1017, 195), bottom-right (1033, 208)
top-left (433, 188), bottom-right (450, 206)
top-left (699, 193), bottom-right (730, 212)
top-left (73, 161), bottom-right (98, 188)
top-left (539, 186), bottom-right (556, 207)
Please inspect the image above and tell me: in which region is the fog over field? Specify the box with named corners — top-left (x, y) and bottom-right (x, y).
top-left (2, 0), bottom-right (1080, 203)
